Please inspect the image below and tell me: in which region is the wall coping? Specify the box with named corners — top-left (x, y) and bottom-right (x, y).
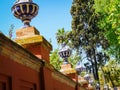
top-left (15, 26), bottom-right (52, 51)
top-left (15, 35), bottom-right (52, 51)
top-left (0, 33), bottom-right (44, 72)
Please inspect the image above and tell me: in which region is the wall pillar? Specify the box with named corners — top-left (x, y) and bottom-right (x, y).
top-left (15, 27), bottom-right (52, 62)
top-left (60, 63), bottom-right (77, 81)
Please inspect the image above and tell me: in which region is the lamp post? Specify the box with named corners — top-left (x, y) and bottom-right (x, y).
top-left (12, 0), bottom-right (39, 27)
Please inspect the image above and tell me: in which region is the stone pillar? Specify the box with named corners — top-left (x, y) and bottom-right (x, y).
top-left (60, 63), bottom-right (77, 81)
top-left (15, 27), bottom-right (52, 62)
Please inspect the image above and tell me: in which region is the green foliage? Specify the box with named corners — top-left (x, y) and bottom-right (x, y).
top-left (56, 28), bottom-right (69, 44)
top-left (102, 60), bottom-right (120, 87)
top-left (68, 52), bottom-right (81, 68)
top-left (80, 72), bottom-right (86, 77)
top-left (99, 71), bottom-right (104, 88)
top-left (94, 0), bottom-right (120, 62)
top-left (94, 0), bottom-right (110, 13)
top-left (69, 0), bottom-right (109, 81)
top-left (50, 49), bottom-right (62, 70)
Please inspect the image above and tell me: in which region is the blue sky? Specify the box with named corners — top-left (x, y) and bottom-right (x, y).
top-left (0, 0), bottom-right (72, 50)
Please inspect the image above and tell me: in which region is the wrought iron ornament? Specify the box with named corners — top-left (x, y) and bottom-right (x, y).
top-left (12, 0), bottom-right (39, 27)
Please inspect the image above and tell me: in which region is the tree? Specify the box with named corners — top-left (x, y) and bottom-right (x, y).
top-left (69, 52), bottom-right (81, 68)
top-left (103, 60), bottom-right (120, 88)
top-left (94, 0), bottom-right (120, 62)
top-left (69, 0), bottom-right (109, 82)
top-left (50, 49), bottom-right (62, 70)
top-left (56, 28), bottom-right (69, 44)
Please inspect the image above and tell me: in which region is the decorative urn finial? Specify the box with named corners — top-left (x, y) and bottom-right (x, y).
top-left (12, 0), bottom-right (39, 27)
top-left (58, 43), bottom-right (72, 64)
top-left (76, 62), bottom-right (84, 74)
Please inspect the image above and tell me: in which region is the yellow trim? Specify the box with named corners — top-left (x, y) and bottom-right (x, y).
top-left (31, 5), bottom-right (35, 14)
top-left (36, 6), bottom-right (39, 12)
top-left (24, 20), bottom-right (30, 23)
top-left (15, 6), bottom-right (20, 15)
top-left (14, 14), bottom-right (19, 18)
top-left (35, 6), bottom-right (38, 15)
top-left (26, 4), bottom-right (29, 13)
top-left (16, 35), bottom-right (43, 45)
top-left (20, 4), bottom-right (24, 13)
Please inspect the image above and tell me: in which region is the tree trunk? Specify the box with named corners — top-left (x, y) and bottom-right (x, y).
top-left (93, 48), bottom-right (99, 81)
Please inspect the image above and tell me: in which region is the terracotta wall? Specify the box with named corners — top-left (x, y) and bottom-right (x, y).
top-left (0, 33), bottom-right (86, 90)
top-left (0, 54), bottom-right (78, 90)
top-left (43, 66), bottom-right (77, 90)
top-left (0, 55), bottom-right (41, 90)
top-left (27, 43), bottom-right (50, 62)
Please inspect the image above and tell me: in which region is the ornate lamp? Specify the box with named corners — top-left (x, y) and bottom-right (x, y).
top-left (58, 43), bottom-right (72, 64)
top-left (12, 0), bottom-right (39, 27)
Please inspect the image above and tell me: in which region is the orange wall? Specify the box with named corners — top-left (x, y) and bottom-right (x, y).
top-left (0, 31), bottom-right (87, 90)
top-left (26, 44), bottom-right (50, 62)
top-left (0, 54), bottom-right (41, 90)
top-left (43, 67), bottom-right (76, 90)
top-left (0, 54), bottom-right (79, 90)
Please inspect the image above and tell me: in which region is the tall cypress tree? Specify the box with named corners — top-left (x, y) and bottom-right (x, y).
top-left (69, 0), bottom-right (109, 82)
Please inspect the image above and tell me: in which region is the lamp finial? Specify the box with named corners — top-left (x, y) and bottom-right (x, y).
top-left (12, 0), bottom-right (39, 27)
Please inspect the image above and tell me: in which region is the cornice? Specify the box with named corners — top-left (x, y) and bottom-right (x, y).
top-left (0, 33), bottom-right (44, 72)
